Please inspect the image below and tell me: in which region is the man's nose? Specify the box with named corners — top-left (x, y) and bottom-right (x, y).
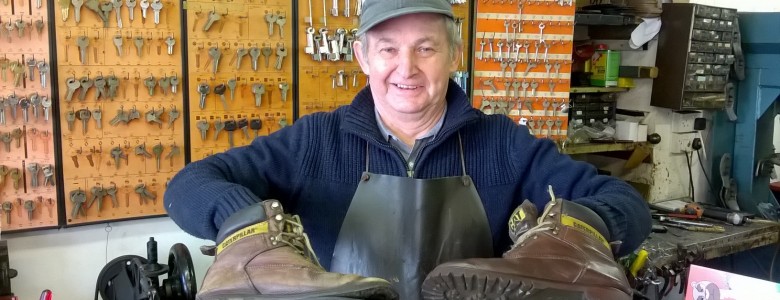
top-left (396, 50), bottom-right (419, 77)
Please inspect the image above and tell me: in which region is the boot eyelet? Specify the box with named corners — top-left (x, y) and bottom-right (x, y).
top-left (275, 214), bottom-right (283, 221)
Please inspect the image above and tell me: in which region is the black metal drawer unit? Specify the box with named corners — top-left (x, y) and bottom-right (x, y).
top-left (651, 3), bottom-right (738, 110)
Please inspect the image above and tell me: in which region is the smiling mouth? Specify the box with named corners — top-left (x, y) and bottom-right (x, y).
top-left (393, 83), bottom-right (421, 90)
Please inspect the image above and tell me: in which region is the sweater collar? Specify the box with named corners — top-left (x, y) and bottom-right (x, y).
top-left (342, 79), bottom-right (479, 144)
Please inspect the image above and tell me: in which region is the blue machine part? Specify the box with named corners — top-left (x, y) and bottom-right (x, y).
top-left (712, 12), bottom-right (780, 215)
top-left (708, 12), bottom-right (780, 282)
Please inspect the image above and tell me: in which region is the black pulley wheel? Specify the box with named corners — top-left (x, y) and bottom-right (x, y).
top-left (161, 243), bottom-right (197, 300)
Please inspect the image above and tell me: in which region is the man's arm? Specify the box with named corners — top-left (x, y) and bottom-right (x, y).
top-left (164, 118), bottom-right (311, 241)
top-left (509, 130), bottom-right (651, 256)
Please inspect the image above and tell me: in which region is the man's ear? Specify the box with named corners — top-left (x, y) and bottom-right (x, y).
top-left (449, 43), bottom-right (463, 73)
top-left (353, 39), bottom-right (370, 75)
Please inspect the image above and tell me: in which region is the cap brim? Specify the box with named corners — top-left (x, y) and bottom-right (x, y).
top-left (357, 7), bottom-right (454, 36)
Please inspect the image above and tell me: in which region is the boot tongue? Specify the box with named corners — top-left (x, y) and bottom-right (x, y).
top-left (507, 200), bottom-right (539, 243)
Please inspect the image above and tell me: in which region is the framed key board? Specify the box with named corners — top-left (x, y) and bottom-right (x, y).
top-left (184, 0), bottom-right (294, 162)
top-left (296, 0), bottom-right (471, 117)
top-left (52, 0), bottom-right (185, 226)
top-left (0, 0), bottom-right (59, 232)
top-left (473, 0), bottom-right (574, 141)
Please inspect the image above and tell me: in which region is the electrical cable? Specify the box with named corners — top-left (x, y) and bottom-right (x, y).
top-left (686, 151), bottom-right (695, 202)
top-left (697, 149), bottom-right (725, 206)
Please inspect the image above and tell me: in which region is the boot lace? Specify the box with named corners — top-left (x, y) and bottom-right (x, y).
top-left (273, 214), bottom-right (322, 267)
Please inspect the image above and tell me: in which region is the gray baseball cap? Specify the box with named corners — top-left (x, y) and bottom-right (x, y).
top-left (357, 0), bottom-right (454, 36)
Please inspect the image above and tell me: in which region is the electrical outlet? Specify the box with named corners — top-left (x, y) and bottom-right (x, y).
top-left (673, 132), bottom-right (696, 153)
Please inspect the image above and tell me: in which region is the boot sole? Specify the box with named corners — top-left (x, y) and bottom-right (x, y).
top-left (198, 283), bottom-right (398, 300)
top-left (421, 267), bottom-right (631, 300)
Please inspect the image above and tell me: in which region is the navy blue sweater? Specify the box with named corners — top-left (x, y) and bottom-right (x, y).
top-left (165, 80), bottom-right (651, 269)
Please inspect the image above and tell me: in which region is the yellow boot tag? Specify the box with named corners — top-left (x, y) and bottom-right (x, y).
top-left (216, 221), bottom-right (269, 255)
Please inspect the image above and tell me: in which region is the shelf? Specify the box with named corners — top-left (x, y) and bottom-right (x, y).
top-left (560, 141), bottom-right (647, 155)
top-left (570, 87), bottom-right (629, 93)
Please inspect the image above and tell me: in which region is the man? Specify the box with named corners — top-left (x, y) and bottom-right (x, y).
top-left (165, 0), bottom-right (651, 299)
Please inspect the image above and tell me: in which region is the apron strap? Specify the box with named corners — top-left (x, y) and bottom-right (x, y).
top-left (365, 142), bottom-right (370, 173)
top-left (457, 131), bottom-right (466, 177)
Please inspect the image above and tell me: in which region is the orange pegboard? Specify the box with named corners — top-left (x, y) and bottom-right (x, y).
top-left (53, 0), bottom-right (185, 226)
top-left (185, 0), bottom-right (294, 162)
top-left (0, 0), bottom-right (59, 232)
top-left (473, 0), bottom-right (574, 141)
top-left (297, 0), bottom-right (470, 117)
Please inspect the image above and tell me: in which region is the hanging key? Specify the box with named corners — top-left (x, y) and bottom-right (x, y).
top-left (213, 118), bottom-right (225, 141)
top-left (133, 36), bottom-right (144, 57)
top-left (24, 200), bottom-right (35, 220)
top-left (167, 106), bottom-right (179, 128)
top-left (276, 14), bottom-right (286, 38)
top-left (197, 83), bottom-right (210, 109)
top-left (72, 0), bottom-right (84, 23)
top-left (27, 163), bottom-right (39, 188)
top-left (165, 36), bottom-right (175, 55)
top-left (99, 1), bottom-right (114, 27)
top-left (19, 98), bottom-right (30, 123)
top-left (196, 120), bottom-right (209, 140)
top-left (76, 36), bottom-right (89, 64)
top-left (93, 107), bottom-right (102, 129)
top-left (7, 95), bottom-right (18, 121)
top-left (523, 62), bottom-right (537, 77)
top-left (151, 0), bottom-right (162, 25)
top-left (112, 0), bottom-right (123, 28)
top-left (152, 143), bottom-right (163, 171)
top-left (170, 75), bottom-right (179, 94)
top-left (30, 94), bottom-right (40, 120)
top-left (126, 0), bottom-right (136, 21)
top-left (113, 35), bottom-right (123, 56)
top-left (0, 133), bottom-right (10, 152)
top-left (41, 97), bottom-right (51, 121)
top-left (203, 10), bottom-right (220, 31)
top-left (77, 109), bottom-right (91, 134)
top-left (249, 118), bottom-right (262, 137)
top-left (224, 120), bottom-right (237, 148)
top-left (144, 76), bottom-right (156, 96)
top-left (264, 11), bottom-right (277, 36)
top-left (542, 99), bottom-right (550, 116)
top-left (208, 47), bottom-right (221, 73)
top-left (2, 202), bottom-right (11, 224)
top-left (279, 82), bottom-right (289, 106)
top-left (110, 147), bottom-right (126, 169)
top-left (166, 144), bottom-right (180, 166)
top-left (227, 78), bottom-right (237, 101)
top-left (26, 58), bottom-right (36, 82)
top-left (554, 62), bottom-right (562, 81)
top-left (235, 47), bottom-right (248, 70)
top-left (530, 81), bottom-right (539, 97)
top-left (238, 118), bottom-right (250, 140)
top-left (275, 43), bottom-right (287, 70)
top-left (261, 46), bottom-right (272, 69)
top-left (249, 47), bottom-right (261, 71)
top-left (106, 75), bottom-right (119, 99)
top-left (135, 143), bottom-right (153, 158)
top-left (483, 78), bottom-right (497, 93)
top-left (252, 83), bottom-right (265, 107)
top-left (139, 0), bottom-right (150, 23)
top-left (159, 76), bottom-right (170, 96)
top-left (93, 76), bottom-right (107, 100)
top-left (38, 61), bottom-right (49, 88)
top-left (214, 84), bottom-right (228, 110)
top-left (10, 129), bottom-right (22, 150)
top-left (78, 76), bottom-right (93, 101)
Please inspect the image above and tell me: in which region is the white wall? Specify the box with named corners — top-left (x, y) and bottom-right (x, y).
top-left (2, 217), bottom-right (213, 299)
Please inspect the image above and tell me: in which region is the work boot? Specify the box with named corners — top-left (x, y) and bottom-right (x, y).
top-left (197, 200), bottom-right (398, 300)
top-left (421, 192), bottom-right (632, 300)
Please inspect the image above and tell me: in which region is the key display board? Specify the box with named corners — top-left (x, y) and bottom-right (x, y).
top-left (0, 0), bottom-right (59, 232)
top-left (184, 0), bottom-right (294, 162)
top-left (296, 0), bottom-right (470, 117)
top-left (53, 0), bottom-right (185, 225)
top-left (473, 0), bottom-right (574, 141)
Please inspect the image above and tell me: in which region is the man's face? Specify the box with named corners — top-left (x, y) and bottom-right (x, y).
top-left (354, 13), bottom-right (461, 117)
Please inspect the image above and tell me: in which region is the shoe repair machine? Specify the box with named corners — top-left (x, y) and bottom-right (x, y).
top-left (95, 237), bottom-right (197, 300)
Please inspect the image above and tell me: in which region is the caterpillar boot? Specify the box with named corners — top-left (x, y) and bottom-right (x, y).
top-left (421, 195), bottom-right (631, 300)
top-left (197, 200), bottom-right (398, 300)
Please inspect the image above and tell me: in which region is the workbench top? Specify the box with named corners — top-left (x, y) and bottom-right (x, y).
top-left (640, 220), bottom-right (780, 267)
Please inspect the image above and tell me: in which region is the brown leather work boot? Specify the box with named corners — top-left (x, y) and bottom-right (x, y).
top-left (197, 200), bottom-right (398, 300)
top-left (421, 195), bottom-right (632, 300)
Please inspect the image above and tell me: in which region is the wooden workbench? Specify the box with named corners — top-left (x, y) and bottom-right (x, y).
top-left (640, 220), bottom-right (780, 267)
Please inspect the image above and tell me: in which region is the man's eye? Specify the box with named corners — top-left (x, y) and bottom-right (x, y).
top-left (419, 47), bottom-right (434, 53)
top-left (380, 48), bottom-right (397, 54)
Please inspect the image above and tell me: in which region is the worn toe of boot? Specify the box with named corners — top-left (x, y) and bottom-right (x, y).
top-left (421, 259), bottom-right (630, 300)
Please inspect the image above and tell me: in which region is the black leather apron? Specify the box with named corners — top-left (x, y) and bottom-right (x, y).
top-left (331, 134), bottom-right (493, 300)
